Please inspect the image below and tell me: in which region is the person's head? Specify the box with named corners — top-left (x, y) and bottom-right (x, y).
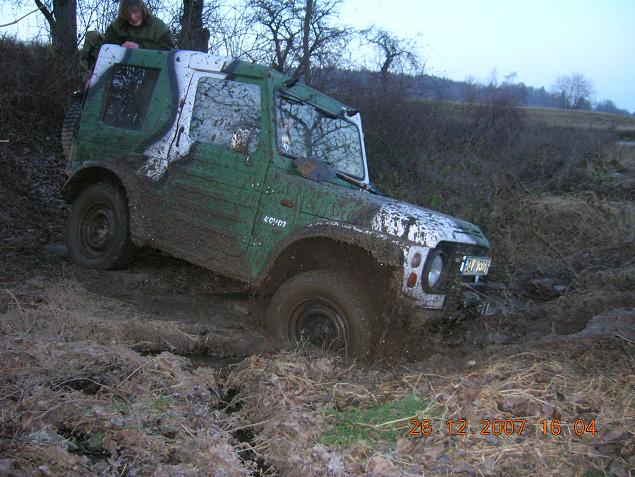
top-left (117, 0), bottom-right (150, 27)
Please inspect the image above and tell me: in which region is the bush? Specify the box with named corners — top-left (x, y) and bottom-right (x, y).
top-left (0, 36), bottom-right (79, 135)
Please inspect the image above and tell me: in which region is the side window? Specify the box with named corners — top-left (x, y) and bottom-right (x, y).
top-left (190, 77), bottom-right (261, 154)
top-left (102, 65), bottom-right (159, 130)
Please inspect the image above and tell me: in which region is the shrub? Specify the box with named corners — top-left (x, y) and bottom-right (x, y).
top-left (0, 36), bottom-right (79, 135)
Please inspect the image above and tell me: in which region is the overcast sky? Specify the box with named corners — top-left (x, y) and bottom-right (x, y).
top-left (1, 0), bottom-right (633, 111)
top-left (340, 0), bottom-right (634, 112)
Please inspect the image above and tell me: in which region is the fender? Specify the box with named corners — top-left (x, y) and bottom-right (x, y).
top-left (254, 220), bottom-right (406, 289)
top-left (62, 161), bottom-right (150, 247)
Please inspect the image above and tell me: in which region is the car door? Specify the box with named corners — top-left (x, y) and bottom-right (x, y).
top-left (160, 72), bottom-right (270, 281)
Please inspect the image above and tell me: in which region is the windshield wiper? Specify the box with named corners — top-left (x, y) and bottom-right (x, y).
top-left (335, 171), bottom-right (368, 190)
top-left (320, 158), bottom-right (366, 190)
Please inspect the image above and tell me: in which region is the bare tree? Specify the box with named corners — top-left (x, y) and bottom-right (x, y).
top-left (461, 75), bottom-right (478, 104)
top-left (206, 3), bottom-right (263, 60)
top-left (244, 0), bottom-right (347, 85)
top-left (360, 26), bottom-right (421, 91)
top-left (362, 27), bottom-right (420, 77)
top-left (295, 0), bottom-right (347, 85)
top-left (31, 0), bottom-right (77, 56)
top-left (178, 0), bottom-right (209, 51)
top-left (299, 0), bottom-right (312, 81)
top-left (75, 0), bottom-right (117, 42)
top-left (248, 0), bottom-right (299, 71)
top-left (551, 73), bottom-right (594, 109)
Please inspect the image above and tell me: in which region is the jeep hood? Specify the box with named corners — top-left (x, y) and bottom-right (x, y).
top-left (369, 196), bottom-right (490, 249)
top-left (305, 186), bottom-right (490, 250)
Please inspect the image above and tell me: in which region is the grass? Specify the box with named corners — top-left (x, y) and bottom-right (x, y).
top-left (411, 98), bottom-right (635, 132)
top-left (321, 393), bottom-right (437, 447)
top-left (523, 106), bottom-right (635, 131)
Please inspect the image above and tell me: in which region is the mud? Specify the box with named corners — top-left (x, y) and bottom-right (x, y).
top-left (1, 133), bottom-right (634, 476)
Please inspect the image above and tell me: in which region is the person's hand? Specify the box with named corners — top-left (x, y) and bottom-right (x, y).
top-left (82, 69), bottom-right (94, 90)
top-left (122, 41), bottom-right (139, 49)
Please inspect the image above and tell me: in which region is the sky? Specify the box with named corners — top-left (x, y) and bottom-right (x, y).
top-left (340, 0), bottom-right (635, 112)
top-left (1, 0), bottom-right (633, 112)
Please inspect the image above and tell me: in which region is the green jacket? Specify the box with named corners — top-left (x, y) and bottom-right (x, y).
top-left (104, 16), bottom-right (174, 50)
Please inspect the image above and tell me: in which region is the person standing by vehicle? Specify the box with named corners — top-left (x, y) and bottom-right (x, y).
top-left (104, 0), bottom-right (174, 50)
top-left (80, 0), bottom-right (174, 75)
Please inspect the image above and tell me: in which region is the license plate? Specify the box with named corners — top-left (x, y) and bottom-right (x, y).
top-left (460, 256), bottom-right (491, 276)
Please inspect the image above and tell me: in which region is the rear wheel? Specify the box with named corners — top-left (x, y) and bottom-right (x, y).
top-left (268, 270), bottom-right (379, 359)
top-left (66, 182), bottom-right (135, 269)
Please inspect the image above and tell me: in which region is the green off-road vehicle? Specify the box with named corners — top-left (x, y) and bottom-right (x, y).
top-left (62, 45), bottom-right (493, 358)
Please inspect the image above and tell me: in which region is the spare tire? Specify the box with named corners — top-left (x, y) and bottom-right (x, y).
top-left (61, 99), bottom-right (82, 161)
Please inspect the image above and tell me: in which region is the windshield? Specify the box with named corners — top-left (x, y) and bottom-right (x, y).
top-left (276, 94), bottom-right (365, 180)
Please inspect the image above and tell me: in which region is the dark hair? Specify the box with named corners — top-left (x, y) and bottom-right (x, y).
top-left (117, 0), bottom-right (151, 24)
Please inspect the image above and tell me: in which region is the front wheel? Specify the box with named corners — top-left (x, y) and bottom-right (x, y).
top-left (268, 270), bottom-right (379, 359)
top-left (66, 182), bottom-right (136, 269)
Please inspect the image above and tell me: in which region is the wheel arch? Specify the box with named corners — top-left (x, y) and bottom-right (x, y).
top-left (62, 165), bottom-right (127, 204)
top-left (257, 234), bottom-right (402, 304)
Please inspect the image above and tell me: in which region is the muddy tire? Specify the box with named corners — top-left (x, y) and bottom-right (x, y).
top-left (66, 182), bottom-right (136, 270)
top-left (61, 99), bottom-right (82, 160)
top-left (268, 270), bottom-right (379, 359)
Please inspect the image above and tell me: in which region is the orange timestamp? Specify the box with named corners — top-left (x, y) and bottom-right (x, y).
top-left (408, 418), bottom-right (597, 437)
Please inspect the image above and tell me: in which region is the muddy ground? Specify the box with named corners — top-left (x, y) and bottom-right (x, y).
top-left (1, 131), bottom-right (634, 476)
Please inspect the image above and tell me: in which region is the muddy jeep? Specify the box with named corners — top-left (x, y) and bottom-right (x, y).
top-left (62, 45), bottom-right (492, 358)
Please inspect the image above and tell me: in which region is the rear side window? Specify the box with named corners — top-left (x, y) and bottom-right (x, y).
top-left (190, 77), bottom-right (261, 154)
top-left (102, 65), bottom-right (159, 130)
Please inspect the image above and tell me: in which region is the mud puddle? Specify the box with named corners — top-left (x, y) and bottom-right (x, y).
top-left (189, 355), bottom-right (246, 370)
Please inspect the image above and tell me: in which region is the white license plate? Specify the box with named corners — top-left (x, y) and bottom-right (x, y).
top-left (461, 256), bottom-right (491, 276)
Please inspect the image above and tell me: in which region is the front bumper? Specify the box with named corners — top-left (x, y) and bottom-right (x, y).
top-left (399, 282), bottom-right (496, 322)
top-left (399, 242), bottom-right (493, 317)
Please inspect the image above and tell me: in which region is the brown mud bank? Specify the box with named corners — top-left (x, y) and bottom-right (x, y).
top-left (1, 274), bottom-right (633, 476)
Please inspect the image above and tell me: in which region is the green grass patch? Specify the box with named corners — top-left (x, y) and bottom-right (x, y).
top-left (584, 469), bottom-right (608, 477)
top-left (321, 393), bottom-right (436, 447)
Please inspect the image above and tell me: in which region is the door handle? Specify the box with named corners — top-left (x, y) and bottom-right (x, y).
top-left (175, 125), bottom-right (184, 147)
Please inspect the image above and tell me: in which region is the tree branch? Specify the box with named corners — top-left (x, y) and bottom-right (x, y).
top-left (0, 7), bottom-right (40, 28)
top-left (33, 0), bottom-right (56, 28)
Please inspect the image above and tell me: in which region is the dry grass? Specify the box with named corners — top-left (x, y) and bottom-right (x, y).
top-left (217, 344), bottom-right (634, 476)
top-left (0, 336), bottom-right (250, 476)
top-left (394, 347), bottom-right (634, 476)
top-left (412, 100), bottom-right (635, 133)
top-left (1, 317), bottom-right (632, 476)
top-left (494, 193), bottom-right (635, 279)
top-left (523, 107), bottom-right (635, 132)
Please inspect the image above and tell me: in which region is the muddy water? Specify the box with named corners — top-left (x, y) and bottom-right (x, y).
top-left (189, 354), bottom-right (246, 369)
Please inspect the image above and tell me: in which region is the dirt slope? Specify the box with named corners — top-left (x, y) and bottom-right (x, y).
top-left (0, 132), bottom-right (633, 476)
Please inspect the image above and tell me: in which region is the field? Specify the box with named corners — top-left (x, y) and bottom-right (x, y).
top-left (435, 100), bottom-right (635, 132)
top-left (1, 39), bottom-right (634, 476)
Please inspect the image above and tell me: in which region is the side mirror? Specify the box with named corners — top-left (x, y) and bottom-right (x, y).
top-left (367, 183), bottom-right (381, 195)
top-left (230, 128), bottom-right (252, 154)
top-left (295, 157), bottom-right (337, 182)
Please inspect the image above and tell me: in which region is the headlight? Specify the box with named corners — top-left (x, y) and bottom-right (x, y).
top-left (427, 254), bottom-right (444, 289)
top-left (422, 250), bottom-right (446, 292)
